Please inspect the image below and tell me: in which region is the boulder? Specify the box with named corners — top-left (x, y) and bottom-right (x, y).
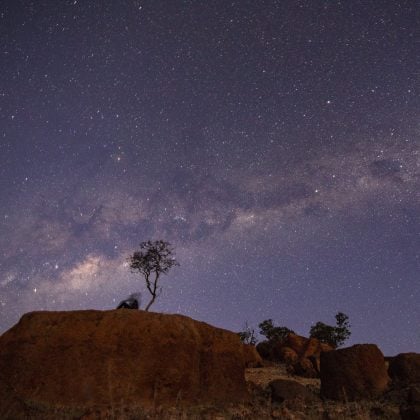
top-left (272, 346), bottom-right (299, 365)
top-left (269, 379), bottom-right (318, 404)
top-left (0, 310), bottom-right (250, 418)
top-left (388, 353), bottom-right (420, 386)
top-left (283, 333), bottom-right (308, 356)
top-left (279, 334), bottom-right (334, 377)
top-left (242, 344), bottom-right (263, 368)
top-left (284, 333), bottom-right (334, 360)
top-left (292, 358), bottom-right (318, 378)
top-left (320, 344), bottom-right (390, 401)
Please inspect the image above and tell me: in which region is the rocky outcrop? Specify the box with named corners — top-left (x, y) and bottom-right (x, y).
top-left (283, 333), bottom-right (333, 358)
top-left (284, 334), bottom-right (334, 377)
top-left (0, 310), bottom-right (250, 418)
top-left (388, 353), bottom-right (420, 387)
top-left (258, 333), bottom-right (334, 378)
top-left (320, 344), bottom-right (390, 401)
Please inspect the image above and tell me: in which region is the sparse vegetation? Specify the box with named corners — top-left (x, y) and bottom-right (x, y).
top-left (128, 240), bottom-right (179, 311)
top-left (258, 319), bottom-right (294, 343)
top-left (238, 313), bottom-right (350, 350)
top-left (238, 322), bottom-right (257, 345)
top-left (309, 312), bottom-right (351, 348)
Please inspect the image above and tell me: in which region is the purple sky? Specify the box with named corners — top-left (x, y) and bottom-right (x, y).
top-left (1, 0), bottom-right (419, 356)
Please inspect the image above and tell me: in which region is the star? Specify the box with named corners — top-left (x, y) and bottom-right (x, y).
top-left (0, 0), bottom-right (418, 356)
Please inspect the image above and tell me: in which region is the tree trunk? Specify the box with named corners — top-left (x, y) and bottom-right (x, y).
top-left (144, 274), bottom-right (159, 311)
top-left (144, 296), bottom-right (155, 312)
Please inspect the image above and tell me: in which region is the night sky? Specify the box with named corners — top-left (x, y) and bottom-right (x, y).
top-left (1, 1), bottom-right (419, 356)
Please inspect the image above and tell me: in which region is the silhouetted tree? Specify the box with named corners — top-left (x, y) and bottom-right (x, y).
top-left (259, 319), bottom-right (294, 342)
top-left (309, 312), bottom-right (351, 348)
top-left (238, 321), bottom-right (257, 345)
top-left (128, 240), bottom-right (179, 311)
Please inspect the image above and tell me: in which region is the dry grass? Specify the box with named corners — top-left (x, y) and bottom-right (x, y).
top-left (245, 364), bottom-right (320, 389)
top-left (2, 363), bottom-right (403, 419)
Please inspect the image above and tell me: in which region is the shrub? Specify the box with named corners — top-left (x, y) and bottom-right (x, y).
top-left (309, 312), bottom-right (351, 348)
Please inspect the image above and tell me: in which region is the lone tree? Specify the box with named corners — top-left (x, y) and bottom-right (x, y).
top-left (128, 240), bottom-right (179, 311)
top-left (309, 312), bottom-right (351, 348)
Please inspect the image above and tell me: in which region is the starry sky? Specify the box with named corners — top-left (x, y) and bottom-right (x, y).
top-left (1, 0), bottom-right (419, 356)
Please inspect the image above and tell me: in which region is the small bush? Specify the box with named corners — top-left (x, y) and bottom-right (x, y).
top-left (309, 312), bottom-right (351, 347)
top-left (258, 319), bottom-right (294, 342)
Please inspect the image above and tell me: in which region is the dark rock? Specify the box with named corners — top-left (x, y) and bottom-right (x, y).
top-left (389, 353), bottom-right (420, 387)
top-left (256, 340), bottom-right (272, 359)
top-left (308, 354), bottom-right (321, 374)
top-left (273, 345), bottom-right (299, 365)
top-left (269, 379), bottom-right (318, 404)
top-left (271, 345), bottom-right (298, 365)
top-left (292, 358), bottom-right (318, 378)
top-left (320, 344), bottom-right (390, 401)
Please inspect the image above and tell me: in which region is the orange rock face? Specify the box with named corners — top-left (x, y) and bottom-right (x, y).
top-left (275, 346), bottom-right (299, 365)
top-left (0, 310), bottom-right (250, 417)
top-left (283, 333), bottom-right (334, 359)
top-left (320, 344), bottom-right (390, 401)
top-left (268, 333), bottom-right (334, 377)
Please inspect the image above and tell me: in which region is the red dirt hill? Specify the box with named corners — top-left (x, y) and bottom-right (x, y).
top-left (0, 310), bottom-right (253, 418)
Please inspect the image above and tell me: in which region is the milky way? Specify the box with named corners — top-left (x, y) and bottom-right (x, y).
top-left (1, 1), bottom-right (419, 355)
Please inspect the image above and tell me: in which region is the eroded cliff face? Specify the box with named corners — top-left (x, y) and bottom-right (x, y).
top-left (0, 310), bottom-right (252, 418)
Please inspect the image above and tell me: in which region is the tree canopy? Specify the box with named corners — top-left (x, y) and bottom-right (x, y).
top-left (259, 319), bottom-right (294, 342)
top-left (309, 312), bottom-right (351, 348)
